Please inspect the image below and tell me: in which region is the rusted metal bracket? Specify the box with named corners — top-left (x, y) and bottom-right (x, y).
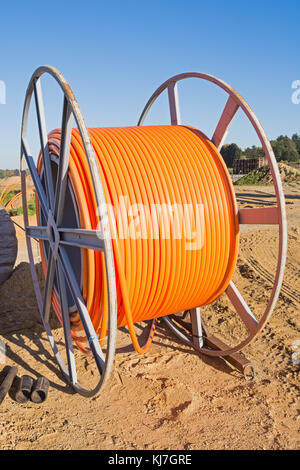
top-left (164, 311), bottom-right (256, 380)
top-left (200, 319), bottom-right (256, 380)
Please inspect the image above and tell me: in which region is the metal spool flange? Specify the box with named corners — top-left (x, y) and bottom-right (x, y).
top-left (20, 66), bottom-right (117, 397)
top-left (138, 72), bottom-right (287, 357)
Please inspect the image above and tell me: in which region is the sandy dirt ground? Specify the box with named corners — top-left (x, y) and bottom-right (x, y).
top-left (0, 184), bottom-right (299, 450)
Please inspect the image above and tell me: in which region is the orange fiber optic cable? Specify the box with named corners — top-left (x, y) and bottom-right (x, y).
top-left (38, 125), bottom-right (239, 355)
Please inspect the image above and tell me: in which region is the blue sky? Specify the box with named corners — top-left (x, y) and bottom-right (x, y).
top-left (0, 0), bottom-right (299, 169)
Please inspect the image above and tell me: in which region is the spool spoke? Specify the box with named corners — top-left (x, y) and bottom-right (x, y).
top-left (59, 246), bottom-right (105, 374)
top-left (26, 225), bottom-right (48, 240)
top-left (54, 97), bottom-right (73, 225)
top-left (238, 207), bottom-right (279, 225)
top-left (58, 228), bottom-right (104, 251)
top-left (33, 78), bottom-right (55, 210)
top-left (23, 153), bottom-right (49, 218)
top-left (168, 81), bottom-right (181, 125)
top-left (226, 281), bottom-right (258, 333)
top-left (211, 95), bottom-right (239, 150)
top-left (42, 251), bottom-right (56, 323)
top-left (56, 260), bottom-right (77, 385)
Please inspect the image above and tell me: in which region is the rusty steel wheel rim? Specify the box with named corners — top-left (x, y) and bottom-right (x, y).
top-left (138, 72), bottom-right (287, 357)
top-left (20, 66), bottom-right (117, 397)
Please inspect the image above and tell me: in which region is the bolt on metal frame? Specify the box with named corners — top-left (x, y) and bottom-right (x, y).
top-left (138, 72), bottom-right (287, 357)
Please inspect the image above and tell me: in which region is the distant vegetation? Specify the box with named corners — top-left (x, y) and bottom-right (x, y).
top-left (8, 198), bottom-right (36, 217)
top-left (0, 169), bottom-right (20, 179)
top-left (1, 189), bottom-right (19, 206)
top-left (234, 166), bottom-right (270, 185)
top-left (221, 134), bottom-right (300, 168)
top-left (234, 162), bottom-right (300, 186)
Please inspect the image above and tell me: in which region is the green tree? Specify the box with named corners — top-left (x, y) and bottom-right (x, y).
top-left (292, 133), bottom-right (300, 155)
top-left (271, 136), bottom-right (299, 162)
top-left (220, 143), bottom-right (242, 168)
top-left (243, 145), bottom-right (264, 159)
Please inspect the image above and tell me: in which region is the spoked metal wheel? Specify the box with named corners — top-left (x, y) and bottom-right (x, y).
top-left (138, 72), bottom-right (287, 357)
top-left (20, 66), bottom-right (117, 396)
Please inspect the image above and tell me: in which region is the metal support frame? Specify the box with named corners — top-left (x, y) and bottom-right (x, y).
top-left (21, 68), bottom-right (287, 396)
top-left (138, 72), bottom-right (287, 359)
top-left (21, 66), bottom-right (117, 397)
top-left (165, 311), bottom-right (255, 380)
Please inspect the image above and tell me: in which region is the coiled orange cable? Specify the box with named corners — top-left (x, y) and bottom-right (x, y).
top-left (39, 125), bottom-right (239, 354)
